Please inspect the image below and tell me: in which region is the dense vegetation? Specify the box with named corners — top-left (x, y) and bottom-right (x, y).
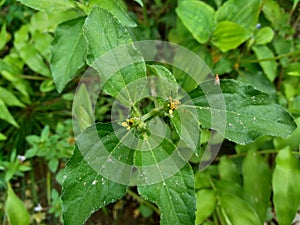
top-left (0, 0), bottom-right (300, 225)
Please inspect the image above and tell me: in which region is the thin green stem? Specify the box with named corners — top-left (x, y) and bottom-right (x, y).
top-left (140, 106), bottom-right (164, 122)
top-left (127, 189), bottom-right (160, 215)
top-left (46, 171), bottom-right (51, 205)
top-left (240, 50), bottom-right (300, 63)
top-left (29, 166), bottom-right (39, 204)
top-left (18, 75), bottom-right (48, 80)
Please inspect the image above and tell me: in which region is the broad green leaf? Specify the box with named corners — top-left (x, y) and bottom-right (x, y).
top-left (196, 189), bottom-right (216, 225)
top-left (83, 7), bottom-right (146, 104)
top-left (0, 99), bottom-right (19, 127)
top-left (73, 84), bottom-right (94, 131)
top-left (30, 10), bottom-right (84, 33)
top-left (0, 132), bottom-right (6, 141)
top-left (254, 27), bottom-right (274, 45)
top-left (273, 35), bottom-right (293, 67)
top-left (218, 156), bottom-right (241, 184)
top-left (215, 0), bottom-right (260, 31)
top-left (5, 182), bottom-right (30, 225)
top-left (242, 151), bottom-right (271, 221)
top-left (252, 45), bottom-right (277, 81)
top-left (219, 193), bottom-right (262, 225)
top-left (51, 17), bottom-right (87, 93)
top-left (134, 0), bottom-right (143, 6)
top-left (17, 0), bottom-right (75, 13)
top-left (14, 25), bottom-right (50, 77)
top-left (285, 63), bottom-right (300, 77)
top-left (89, 0), bottom-right (136, 27)
top-left (62, 123), bottom-right (133, 225)
top-left (184, 79), bottom-right (296, 145)
top-left (137, 164), bottom-right (195, 225)
top-left (211, 21), bottom-right (251, 52)
top-left (31, 30), bottom-right (53, 61)
top-left (0, 23), bottom-right (9, 51)
top-left (216, 180), bottom-right (244, 198)
top-left (0, 87), bottom-right (25, 107)
top-left (176, 1), bottom-right (215, 44)
top-left (272, 147), bottom-right (300, 225)
top-left (262, 0), bottom-right (289, 32)
top-left (237, 71), bottom-right (276, 100)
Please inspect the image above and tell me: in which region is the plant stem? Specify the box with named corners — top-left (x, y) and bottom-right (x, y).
top-left (127, 189), bottom-right (160, 215)
top-left (141, 106), bottom-right (164, 122)
top-left (47, 171), bottom-right (51, 205)
top-left (240, 50), bottom-right (300, 63)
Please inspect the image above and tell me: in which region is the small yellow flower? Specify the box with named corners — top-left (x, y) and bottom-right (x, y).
top-left (121, 118), bottom-right (134, 130)
top-left (168, 96), bottom-right (181, 115)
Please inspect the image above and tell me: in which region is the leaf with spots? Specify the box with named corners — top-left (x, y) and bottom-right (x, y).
top-left (62, 123), bottom-right (133, 225)
top-left (137, 164), bottom-right (196, 225)
top-left (182, 79), bottom-right (296, 145)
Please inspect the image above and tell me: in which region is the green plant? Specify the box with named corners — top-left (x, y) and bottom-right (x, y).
top-left (14, 0), bottom-right (300, 225)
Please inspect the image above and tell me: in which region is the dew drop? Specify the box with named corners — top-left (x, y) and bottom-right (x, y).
top-left (83, 181), bottom-right (86, 186)
top-left (253, 117), bottom-right (256, 121)
top-left (162, 182), bottom-right (166, 187)
top-left (228, 123), bottom-right (233, 127)
top-left (92, 180), bottom-right (97, 185)
top-left (101, 177), bottom-right (105, 185)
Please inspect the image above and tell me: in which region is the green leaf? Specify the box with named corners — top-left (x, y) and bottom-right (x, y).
top-left (252, 45), bottom-right (277, 81)
top-left (211, 21), bottom-right (251, 52)
top-left (17, 0), bottom-right (75, 13)
top-left (62, 123), bottom-right (132, 225)
top-left (134, 0), bottom-right (143, 6)
top-left (0, 87), bottom-right (25, 107)
top-left (50, 17), bottom-right (87, 93)
top-left (285, 63), bottom-right (300, 77)
top-left (0, 99), bottom-right (19, 127)
top-left (73, 84), bottom-right (94, 131)
top-left (242, 151), bottom-right (271, 221)
top-left (14, 25), bottom-right (50, 77)
top-left (219, 193), bottom-right (262, 225)
top-left (89, 0), bottom-right (136, 27)
top-left (195, 189), bottom-right (216, 225)
top-left (137, 164), bottom-right (195, 225)
top-left (218, 156), bottom-right (241, 184)
top-left (0, 132), bottom-right (7, 141)
top-left (83, 7), bottom-right (146, 103)
top-left (5, 182), bottom-right (30, 225)
top-left (254, 27), bottom-right (274, 45)
top-left (272, 147), bottom-right (300, 225)
top-left (176, 1), bottom-right (215, 44)
top-left (215, 0), bottom-right (260, 31)
top-left (185, 79), bottom-right (296, 145)
top-left (0, 23), bottom-right (9, 51)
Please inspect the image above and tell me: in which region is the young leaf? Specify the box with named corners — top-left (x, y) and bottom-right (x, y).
top-left (196, 189), bottom-right (216, 225)
top-left (242, 151), bottom-right (271, 221)
top-left (176, 1), bottom-right (215, 44)
top-left (83, 7), bottom-right (146, 103)
top-left (5, 182), bottom-right (30, 225)
top-left (184, 79), bottom-right (296, 145)
top-left (215, 0), bottom-right (260, 31)
top-left (219, 156), bottom-right (241, 184)
top-left (219, 193), bottom-right (262, 225)
top-left (137, 164), bottom-right (195, 225)
top-left (211, 21), bottom-right (251, 52)
top-left (0, 87), bottom-right (25, 107)
top-left (17, 0), bottom-right (75, 13)
top-left (0, 99), bottom-right (19, 128)
top-left (50, 17), bottom-right (87, 93)
top-left (272, 147), bottom-right (300, 225)
top-left (254, 27), bottom-right (274, 45)
top-left (252, 45), bottom-right (277, 82)
top-left (62, 123), bottom-right (133, 225)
